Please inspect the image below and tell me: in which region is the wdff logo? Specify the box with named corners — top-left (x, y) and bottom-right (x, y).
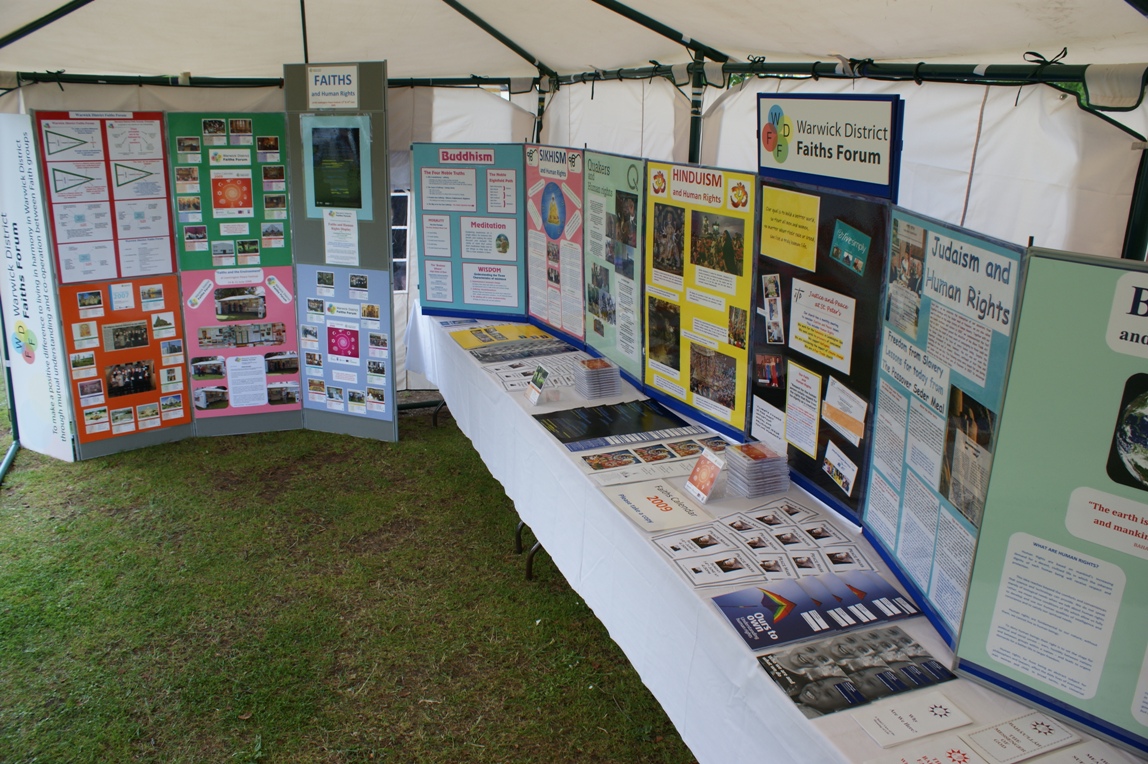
top-left (761, 104), bottom-right (793, 163)
top-left (10, 320), bottom-right (37, 363)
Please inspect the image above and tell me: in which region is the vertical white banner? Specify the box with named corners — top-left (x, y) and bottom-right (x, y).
top-left (0, 114), bottom-right (75, 460)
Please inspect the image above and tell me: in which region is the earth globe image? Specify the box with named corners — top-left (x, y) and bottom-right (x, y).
top-left (1116, 391), bottom-right (1148, 487)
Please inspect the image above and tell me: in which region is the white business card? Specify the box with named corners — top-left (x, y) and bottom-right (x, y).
top-left (864, 734), bottom-right (990, 764)
top-left (855, 690), bottom-right (973, 748)
top-left (962, 712), bottom-right (1081, 764)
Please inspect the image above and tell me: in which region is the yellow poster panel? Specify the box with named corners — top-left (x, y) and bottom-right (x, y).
top-left (644, 162), bottom-right (755, 431)
top-left (759, 184), bottom-right (820, 271)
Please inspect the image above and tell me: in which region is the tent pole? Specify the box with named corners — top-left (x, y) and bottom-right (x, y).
top-left (299, 0), bottom-right (310, 64)
top-left (688, 52), bottom-right (705, 163)
top-left (438, 0), bottom-right (558, 83)
top-left (534, 75), bottom-right (546, 142)
top-left (1124, 149), bottom-right (1148, 260)
top-left (0, 0), bottom-right (97, 52)
top-left (585, 0), bottom-right (728, 63)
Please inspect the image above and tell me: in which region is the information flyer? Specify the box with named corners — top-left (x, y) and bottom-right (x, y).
top-left (644, 161), bottom-right (756, 435)
top-left (295, 263), bottom-right (394, 420)
top-left (957, 252), bottom-right (1148, 756)
top-left (37, 111), bottom-right (176, 283)
top-left (412, 143), bottom-right (525, 317)
top-left (582, 150), bottom-right (645, 381)
top-left (525, 144), bottom-right (584, 340)
top-left (861, 209), bottom-right (1022, 643)
top-left (59, 274), bottom-right (190, 443)
top-left (750, 180), bottom-right (889, 519)
top-left (181, 266), bottom-right (301, 416)
top-left (166, 113), bottom-right (292, 271)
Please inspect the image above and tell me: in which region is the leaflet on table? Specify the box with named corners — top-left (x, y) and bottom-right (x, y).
top-left (579, 434), bottom-right (729, 484)
top-left (532, 398), bottom-right (708, 452)
top-left (181, 266), bottom-right (301, 417)
top-left (599, 478), bottom-right (713, 531)
top-left (644, 161), bottom-right (756, 436)
top-left (37, 112), bottom-right (176, 283)
top-left (412, 143), bottom-right (526, 317)
top-left (583, 150), bottom-right (645, 380)
top-left (60, 274), bottom-right (190, 442)
top-left (525, 144), bottom-right (585, 340)
top-left (751, 179), bottom-right (890, 522)
top-left (449, 321), bottom-right (578, 364)
top-left (855, 210), bottom-right (1023, 646)
top-left (483, 350), bottom-right (592, 392)
top-left (758, 624), bottom-right (955, 720)
top-left (166, 113), bottom-right (291, 272)
top-left (863, 711), bottom-right (1083, 764)
top-left (296, 263), bottom-right (394, 419)
top-left (853, 689), bottom-right (973, 747)
top-left (955, 252), bottom-right (1148, 757)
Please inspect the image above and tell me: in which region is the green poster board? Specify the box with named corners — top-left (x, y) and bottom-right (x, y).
top-left (956, 250), bottom-right (1148, 756)
top-left (167, 113), bottom-right (293, 270)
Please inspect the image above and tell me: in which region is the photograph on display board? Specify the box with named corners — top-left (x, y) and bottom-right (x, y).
top-left (166, 113), bottom-right (292, 272)
top-left (749, 179), bottom-right (890, 522)
top-left (582, 150), bottom-right (645, 380)
top-left (643, 161), bottom-right (757, 437)
top-left (525, 144), bottom-right (585, 341)
top-left (859, 208), bottom-right (1022, 645)
top-left (58, 274), bottom-right (189, 443)
top-left (37, 112), bottom-right (176, 284)
top-left (180, 266), bottom-right (301, 417)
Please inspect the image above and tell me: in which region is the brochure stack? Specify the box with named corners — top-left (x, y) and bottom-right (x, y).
top-left (573, 357), bottom-right (621, 399)
top-left (724, 442), bottom-right (789, 498)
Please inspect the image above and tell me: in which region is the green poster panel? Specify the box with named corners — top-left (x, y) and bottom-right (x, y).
top-left (167, 113), bottom-right (293, 270)
top-left (956, 250), bottom-right (1148, 756)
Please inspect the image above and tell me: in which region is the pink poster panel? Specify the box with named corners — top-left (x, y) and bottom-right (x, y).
top-left (181, 265), bottom-right (301, 417)
top-left (524, 144), bottom-right (584, 340)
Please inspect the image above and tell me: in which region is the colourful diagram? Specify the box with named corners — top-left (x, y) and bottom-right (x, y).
top-left (11, 321), bottom-right (37, 363)
top-left (762, 104), bottom-right (794, 163)
top-left (212, 176), bottom-right (253, 211)
top-left (541, 182), bottom-right (566, 240)
top-left (327, 325), bottom-right (359, 359)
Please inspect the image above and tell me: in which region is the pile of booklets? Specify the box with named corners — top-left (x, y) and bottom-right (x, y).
top-left (574, 357), bottom-right (621, 399)
top-left (724, 442), bottom-right (788, 497)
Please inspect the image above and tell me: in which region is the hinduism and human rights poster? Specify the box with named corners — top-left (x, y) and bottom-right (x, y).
top-left (59, 274), bottom-right (190, 443)
top-left (749, 180), bottom-right (889, 521)
top-left (956, 251), bottom-right (1148, 757)
top-left (644, 161), bottom-right (756, 436)
top-left (166, 113), bottom-right (292, 272)
top-left (583, 150), bottom-right (645, 382)
top-left (412, 143), bottom-right (525, 317)
top-left (295, 263), bottom-right (394, 420)
top-left (525, 144), bottom-right (584, 341)
top-left (181, 266), bottom-right (301, 416)
top-left (860, 209), bottom-right (1022, 644)
top-left (36, 111), bottom-right (176, 283)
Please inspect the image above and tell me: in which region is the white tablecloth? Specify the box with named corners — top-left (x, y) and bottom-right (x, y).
top-left (405, 306), bottom-right (1108, 764)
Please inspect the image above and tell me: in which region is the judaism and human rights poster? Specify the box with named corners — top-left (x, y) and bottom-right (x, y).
top-left (749, 180), bottom-right (889, 521)
top-left (58, 274), bottom-right (191, 443)
top-left (644, 161), bottom-right (756, 437)
top-left (525, 144), bottom-right (584, 342)
top-left (36, 111), bottom-right (176, 283)
top-left (295, 263), bottom-right (394, 421)
top-left (861, 209), bottom-right (1022, 644)
top-left (956, 251), bottom-right (1148, 757)
top-left (181, 266), bottom-right (301, 416)
top-left (412, 143), bottom-right (525, 317)
top-left (166, 113), bottom-right (292, 271)
top-left (583, 150), bottom-right (645, 381)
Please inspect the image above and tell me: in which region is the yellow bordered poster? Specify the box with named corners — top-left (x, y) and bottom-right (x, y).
top-left (644, 161), bottom-right (755, 433)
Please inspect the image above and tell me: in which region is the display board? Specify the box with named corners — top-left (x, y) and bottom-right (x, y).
top-left (861, 209), bottom-right (1023, 644)
top-left (37, 111), bottom-right (176, 283)
top-left (525, 143), bottom-right (585, 342)
top-left (284, 60), bottom-right (396, 442)
top-left (0, 114), bottom-right (75, 460)
top-left (748, 180), bottom-right (889, 521)
top-left (167, 112), bottom-right (302, 434)
top-left (757, 93), bottom-right (903, 201)
top-left (412, 143), bottom-right (525, 317)
top-left (956, 251), bottom-right (1148, 756)
top-left (582, 150), bottom-right (645, 382)
top-left (643, 161), bottom-right (756, 438)
top-left (296, 263), bottom-right (393, 419)
top-left (59, 274), bottom-right (191, 444)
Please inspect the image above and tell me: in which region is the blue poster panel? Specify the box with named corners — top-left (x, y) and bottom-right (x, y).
top-left (296, 263), bottom-right (394, 421)
top-left (861, 208), bottom-right (1023, 645)
top-left (412, 143), bottom-right (525, 318)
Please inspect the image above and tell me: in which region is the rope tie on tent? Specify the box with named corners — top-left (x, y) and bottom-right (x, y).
top-left (1017, 47), bottom-right (1068, 105)
top-left (747, 55), bottom-right (767, 78)
top-left (51, 69), bottom-right (64, 91)
top-left (914, 62), bottom-right (925, 85)
top-left (810, 62), bottom-right (820, 81)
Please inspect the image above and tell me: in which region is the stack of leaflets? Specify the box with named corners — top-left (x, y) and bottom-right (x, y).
top-left (724, 442), bottom-right (789, 497)
top-left (573, 357), bottom-right (621, 399)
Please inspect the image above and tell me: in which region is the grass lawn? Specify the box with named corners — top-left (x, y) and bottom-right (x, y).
top-left (0, 400), bottom-right (695, 763)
